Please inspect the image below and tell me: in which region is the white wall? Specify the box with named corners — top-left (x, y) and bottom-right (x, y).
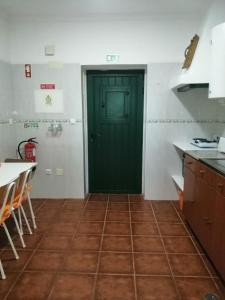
top-left (0, 61), bottom-right (16, 160)
top-left (1, 12), bottom-right (224, 199)
top-left (0, 16), bottom-right (16, 159)
top-left (9, 16), bottom-right (201, 64)
top-left (171, 0), bottom-right (225, 86)
top-left (0, 16), bottom-right (10, 62)
top-left (12, 64), bottom-right (84, 198)
top-left (145, 63), bottom-right (220, 200)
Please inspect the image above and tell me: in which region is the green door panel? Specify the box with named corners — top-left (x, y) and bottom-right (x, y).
top-left (87, 70), bottom-right (144, 194)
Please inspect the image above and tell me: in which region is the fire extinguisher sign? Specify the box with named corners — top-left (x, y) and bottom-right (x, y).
top-left (25, 64), bottom-right (31, 78)
top-left (40, 84), bottom-right (55, 89)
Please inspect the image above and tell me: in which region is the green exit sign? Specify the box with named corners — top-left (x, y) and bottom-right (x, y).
top-left (106, 55), bottom-right (120, 63)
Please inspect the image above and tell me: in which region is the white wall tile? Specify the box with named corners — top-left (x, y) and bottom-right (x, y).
top-left (2, 61), bottom-right (224, 200)
top-left (144, 63), bottom-right (220, 200)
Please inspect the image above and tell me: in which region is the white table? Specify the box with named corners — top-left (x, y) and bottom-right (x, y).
top-left (0, 163), bottom-right (37, 188)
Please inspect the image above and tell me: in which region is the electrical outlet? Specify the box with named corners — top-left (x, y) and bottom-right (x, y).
top-left (45, 169), bottom-right (52, 175)
top-left (56, 168), bottom-right (64, 176)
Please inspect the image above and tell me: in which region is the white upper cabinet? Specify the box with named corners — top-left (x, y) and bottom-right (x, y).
top-left (209, 23), bottom-right (225, 99)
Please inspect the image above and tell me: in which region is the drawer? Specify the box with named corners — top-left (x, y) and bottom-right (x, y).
top-left (197, 162), bottom-right (216, 188)
top-left (184, 155), bottom-right (197, 173)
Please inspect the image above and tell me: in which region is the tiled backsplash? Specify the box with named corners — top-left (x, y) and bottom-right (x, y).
top-left (144, 63), bottom-right (225, 200)
top-left (12, 64), bottom-right (85, 199)
top-left (1, 62), bottom-right (225, 200)
top-left (0, 60), bottom-right (16, 159)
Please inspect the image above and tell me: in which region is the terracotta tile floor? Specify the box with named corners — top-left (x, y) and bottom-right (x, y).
top-left (0, 195), bottom-right (225, 300)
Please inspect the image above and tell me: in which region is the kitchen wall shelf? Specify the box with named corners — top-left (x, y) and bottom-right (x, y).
top-left (172, 175), bottom-right (184, 191)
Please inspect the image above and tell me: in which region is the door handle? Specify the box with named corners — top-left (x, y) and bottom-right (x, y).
top-left (90, 133), bottom-right (101, 142)
top-left (90, 133), bottom-right (96, 142)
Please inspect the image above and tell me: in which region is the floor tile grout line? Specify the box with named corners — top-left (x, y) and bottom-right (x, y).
top-left (46, 195), bottom-right (91, 300)
top-left (170, 201), bottom-right (197, 237)
top-left (1, 200), bottom-right (47, 253)
top-left (2, 198), bottom-right (224, 299)
top-left (71, 195), bottom-right (90, 241)
top-left (172, 202), bottom-right (215, 277)
top-left (128, 194), bottom-right (138, 300)
top-left (91, 194), bottom-right (109, 300)
top-left (8, 268), bottom-right (219, 279)
top-left (3, 235), bottom-right (43, 300)
top-left (171, 201), bottom-right (224, 297)
top-left (149, 200), bottom-right (183, 300)
top-left (1, 199), bottom-right (48, 294)
top-left (3, 248), bottom-right (217, 255)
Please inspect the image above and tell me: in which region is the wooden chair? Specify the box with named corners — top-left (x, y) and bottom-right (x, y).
top-left (0, 181), bottom-right (26, 280)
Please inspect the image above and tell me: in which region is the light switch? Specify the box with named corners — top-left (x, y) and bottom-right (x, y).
top-left (56, 168), bottom-right (64, 176)
top-left (45, 45), bottom-right (55, 56)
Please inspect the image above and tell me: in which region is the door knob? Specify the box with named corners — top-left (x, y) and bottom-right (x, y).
top-left (90, 133), bottom-right (96, 142)
top-left (90, 133), bottom-right (101, 142)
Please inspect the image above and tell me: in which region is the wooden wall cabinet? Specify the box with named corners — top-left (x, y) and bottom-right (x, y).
top-left (184, 155), bottom-right (225, 280)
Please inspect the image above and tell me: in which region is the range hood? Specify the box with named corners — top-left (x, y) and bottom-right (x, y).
top-left (171, 0), bottom-right (225, 93)
top-left (177, 84), bottom-right (209, 93)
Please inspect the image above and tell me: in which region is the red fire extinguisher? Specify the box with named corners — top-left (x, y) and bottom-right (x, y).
top-left (18, 138), bottom-right (38, 162)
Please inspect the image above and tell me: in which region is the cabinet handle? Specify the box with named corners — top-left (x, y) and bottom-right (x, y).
top-left (199, 170), bottom-right (205, 175)
top-left (217, 183), bottom-right (224, 192)
top-left (203, 217), bottom-right (212, 225)
top-left (187, 161), bottom-right (193, 165)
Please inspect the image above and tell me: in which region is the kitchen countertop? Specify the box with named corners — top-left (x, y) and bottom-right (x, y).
top-left (185, 150), bottom-right (225, 160)
top-left (185, 150), bottom-right (225, 176)
top-left (173, 142), bottom-right (218, 152)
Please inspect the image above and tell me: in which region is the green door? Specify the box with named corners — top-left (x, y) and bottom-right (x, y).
top-left (87, 70), bottom-right (144, 194)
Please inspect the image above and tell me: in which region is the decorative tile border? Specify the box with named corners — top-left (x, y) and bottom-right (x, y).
top-left (0, 119), bottom-right (81, 124)
top-left (146, 119), bottom-right (225, 124)
top-left (16, 119), bottom-right (71, 124)
top-left (0, 120), bottom-right (10, 124)
top-left (1, 118), bottom-right (225, 125)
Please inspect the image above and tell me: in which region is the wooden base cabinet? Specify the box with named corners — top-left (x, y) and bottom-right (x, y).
top-left (212, 175), bottom-right (225, 280)
top-left (184, 155), bottom-right (225, 281)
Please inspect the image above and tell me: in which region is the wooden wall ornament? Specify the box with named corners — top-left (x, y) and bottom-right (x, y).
top-left (182, 34), bottom-right (199, 69)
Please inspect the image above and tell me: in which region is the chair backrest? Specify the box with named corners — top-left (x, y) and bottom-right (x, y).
top-left (16, 169), bottom-right (33, 206)
top-left (0, 181), bottom-right (16, 222)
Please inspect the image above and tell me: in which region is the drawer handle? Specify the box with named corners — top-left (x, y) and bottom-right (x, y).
top-left (187, 162), bottom-right (193, 165)
top-left (203, 217), bottom-right (212, 225)
top-left (199, 170), bottom-right (205, 174)
top-left (217, 183), bottom-right (224, 192)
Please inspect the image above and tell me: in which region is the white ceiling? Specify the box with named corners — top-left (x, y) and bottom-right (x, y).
top-left (0, 0), bottom-right (212, 19)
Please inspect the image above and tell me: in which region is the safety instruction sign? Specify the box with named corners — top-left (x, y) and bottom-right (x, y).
top-left (34, 90), bottom-right (64, 113)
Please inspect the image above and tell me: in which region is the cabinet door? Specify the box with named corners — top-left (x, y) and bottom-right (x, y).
top-left (195, 176), bottom-right (214, 255)
top-left (212, 185), bottom-right (225, 279)
top-left (184, 166), bottom-right (197, 229)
